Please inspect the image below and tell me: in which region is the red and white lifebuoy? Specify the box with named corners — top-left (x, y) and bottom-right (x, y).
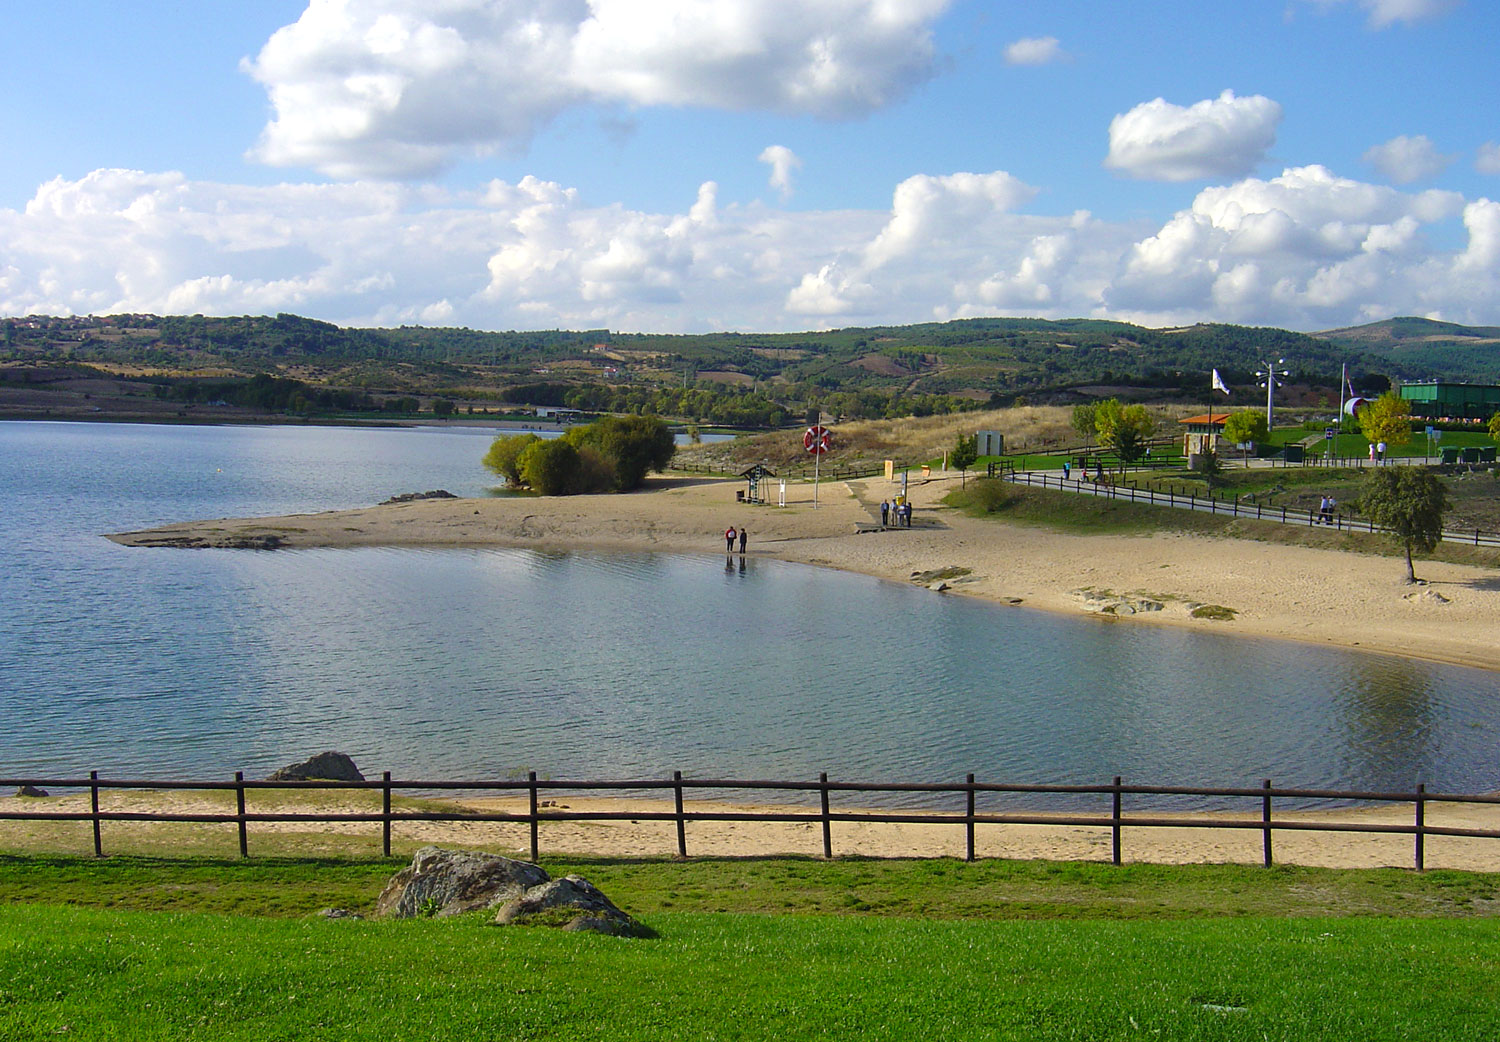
top-left (803, 425), bottom-right (832, 455)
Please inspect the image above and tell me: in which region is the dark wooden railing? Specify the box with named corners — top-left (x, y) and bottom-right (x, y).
top-left (5, 772), bottom-right (1499, 870)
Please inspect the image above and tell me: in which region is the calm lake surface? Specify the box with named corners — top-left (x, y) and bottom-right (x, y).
top-left (2, 420), bottom-right (1498, 807)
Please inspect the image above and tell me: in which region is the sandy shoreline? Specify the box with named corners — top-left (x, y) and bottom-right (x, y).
top-left (108, 470), bottom-right (1500, 673)
top-left (5, 789), bottom-right (1499, 871)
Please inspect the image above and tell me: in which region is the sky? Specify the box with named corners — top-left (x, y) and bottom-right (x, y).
top-left (2, 0), bottom-right (1497, 335)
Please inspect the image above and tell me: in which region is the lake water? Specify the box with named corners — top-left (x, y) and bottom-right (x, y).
top-left (2, 420), bottom-right (1498, 807)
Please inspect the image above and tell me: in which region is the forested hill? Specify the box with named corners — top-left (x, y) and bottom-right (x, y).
top-left (3, 312), bottom-right (1494, 409)
top-left (1316, 317), bottom-right (1500, 381)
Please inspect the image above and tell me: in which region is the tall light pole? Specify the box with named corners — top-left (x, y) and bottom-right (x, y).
top-left (1256, 358), bottom-right (1291, 430)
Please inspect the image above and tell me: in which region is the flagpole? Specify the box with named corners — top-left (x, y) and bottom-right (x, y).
top-left (1338, 362), bottom-right (1347, 445)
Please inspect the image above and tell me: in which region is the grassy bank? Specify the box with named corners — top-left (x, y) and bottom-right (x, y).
top-left (5, 902), bottom-right (1500, 1041)
top-left (3, 855), bottom-right (1500, 1040)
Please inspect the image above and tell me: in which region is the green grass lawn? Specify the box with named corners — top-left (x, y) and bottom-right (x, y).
top-left (5, 904), bottom-right (1500, 1041)
top-left (4, 855), bottom-right (1500, 1041)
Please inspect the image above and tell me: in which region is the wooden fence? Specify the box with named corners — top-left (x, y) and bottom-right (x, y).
top-left (1000, 469), bottom-right (1500, 549)
top-left (5, 771), bottom-right (1500, 870)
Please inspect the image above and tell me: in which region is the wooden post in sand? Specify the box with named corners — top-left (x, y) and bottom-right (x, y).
top-left (674, 771), bottom-right (687, 858)
top-left (965, 773), bottom-right (976, 863)
top-left (1111, 777), bottom-right (1123, 866)
top-left (819, 772), bottom-right (832, 859)
top-left (90, 770), bottom-right (102, 858)
top-left (235, 771), bottom-right (248, 858)
top-left (1415, 783), bottom-right (1426, 872)
top-left (1261, 778), bottom-right (1273, 867)
top-left (382, 771), bottom-right (392, 857)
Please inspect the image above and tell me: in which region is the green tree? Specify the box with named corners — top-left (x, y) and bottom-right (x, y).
top-left (517, 438), bottom-right (583, 496)
top-left (1221, 409), bottom-right (1270, 464)
top-left (481, 433), bottom-right (541, 488)
top-left (1094, 399), bottom-right (1155, 473)
top-left (1221, 409), bottom-right (1269, 446)
top-left (1196, 449), bottom-right (1226, 490)
top-left (1358, 392), bottom-right (1413, 449)
top-left (1488, 411), bottom-right (1500, 443)
top-left (1070, 402), bottom-right (1097, 446)
top-left (1360, 465), bottom-right (1449, 583)
top-left (564, 414), bottom-right (676, 491)
top-left (950, 432), bottom-right (978, 487)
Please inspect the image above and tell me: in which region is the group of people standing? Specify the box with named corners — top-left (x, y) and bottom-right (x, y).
top-left (1317, 494), bottom-right (1338, 525)
top-left (879, 500), bottom-right (912, 528)
top-left (724, 525), bottom-right (748, 553)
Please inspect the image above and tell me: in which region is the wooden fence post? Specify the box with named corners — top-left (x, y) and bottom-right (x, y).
top-left (819, 772), bottom-right (832, 860)
top-left (1111, 776), bottom-right (1122, 866)
top-left (528, 771), bottom-right (539, 863)
top-left (381, 771), bottom-right (392, 858)
top-left (965, 773), bottom-right (976, 863)
top-left (235, 771), bottom-right (248, 858)
top-left (1415, 783), bottom-right (1426, 872)
top-left (90, 770), bottom-right (102, 858)
top-left (1261, 778), bottom-right (1273, 867)
top-left (674, 770), bottom-right (687, 859)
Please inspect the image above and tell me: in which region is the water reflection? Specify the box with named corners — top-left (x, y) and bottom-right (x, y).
top-left (1338, 656), bottom-right (1437, 794)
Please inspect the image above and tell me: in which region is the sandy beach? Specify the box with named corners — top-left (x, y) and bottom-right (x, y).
top-left (109, 469), bottom-right (1500, 673)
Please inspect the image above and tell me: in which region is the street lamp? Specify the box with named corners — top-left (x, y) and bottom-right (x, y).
top-left (1255, 358), bottom-right (1291, 430)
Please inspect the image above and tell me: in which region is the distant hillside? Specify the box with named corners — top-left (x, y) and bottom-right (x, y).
top-left (4, 310), bottom-right (1491, 423)
top-left (1316, 317), bottom-right (1500, 382)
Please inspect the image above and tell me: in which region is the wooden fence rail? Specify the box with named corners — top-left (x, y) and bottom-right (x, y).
top-left (6, 772), bottom-right (1500, 870)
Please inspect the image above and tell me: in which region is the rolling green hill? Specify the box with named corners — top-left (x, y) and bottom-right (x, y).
top-left (3, 312), bottom-right (1496, 425)
top-left (1316, 317), bottom-right (1500, 382)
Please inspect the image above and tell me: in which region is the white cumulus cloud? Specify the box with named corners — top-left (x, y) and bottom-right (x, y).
top-left (1301, 0), bottom-right (1460, 29)
top-left (759, 145), bottom-right (803, 199)
top-left (244, 0), bottom-right (951, 178)
top-left (1003, 36), bottom-right (1063, 66)
top-left (3, 164), bottom-right (1496, 334)
top-left (1363, 134), bottom-right (1454, 183)
top-left (1104, 165), bottom-right (1482, 327)
top-left (1105, 90), bottom-right (1283, 182)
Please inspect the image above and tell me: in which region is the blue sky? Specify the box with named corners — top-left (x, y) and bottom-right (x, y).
top-left (2, 0), bottom-right (1497, 333)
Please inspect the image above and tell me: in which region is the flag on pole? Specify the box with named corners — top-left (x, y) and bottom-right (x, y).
top-left (1211, 368), bottom-right (1231, 395)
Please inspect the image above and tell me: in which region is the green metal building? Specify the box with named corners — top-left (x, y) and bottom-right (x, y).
top-left (1398, 381), bottom-right (1500, 421)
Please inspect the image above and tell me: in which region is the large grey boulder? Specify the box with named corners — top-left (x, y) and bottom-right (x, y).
top-left (14, 785), bottom-right (48, 798)
top-left (494, 875), bottom-right (654, 938)
top-left (376, 846), bottom-right (550, 918)
top-left (267, 751), bottom-right (365, 782)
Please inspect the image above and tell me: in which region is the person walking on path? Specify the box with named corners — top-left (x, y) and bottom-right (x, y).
top-left (738, 527), bottom-right (748, 554)
top-left (725, 525), bottom-right (737, 553)
top-left (1062, 461), bottom-right (1071, 481)
top-left (880, 500), bottom-right (890, 526)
